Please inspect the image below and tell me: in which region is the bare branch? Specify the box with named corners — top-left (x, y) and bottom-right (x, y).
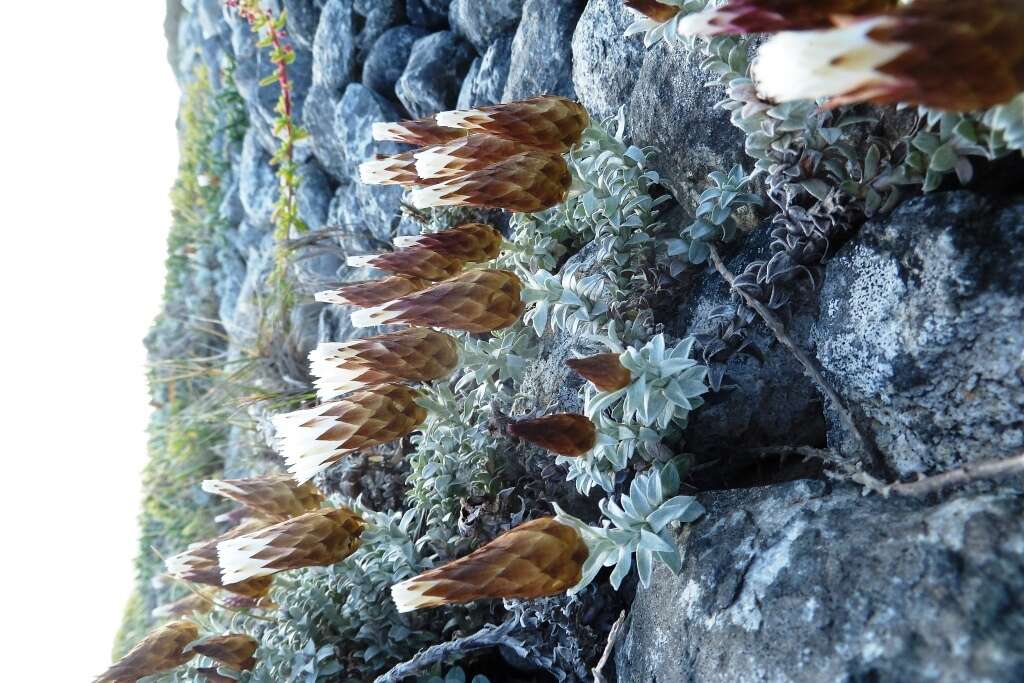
top-left (853, 451), bottom-right (1024, 498)
top-left (707, 243), bottom-right (890, 478)
top-left (593, 610), bottom-right (628, 683)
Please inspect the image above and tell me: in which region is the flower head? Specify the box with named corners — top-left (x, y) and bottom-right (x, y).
top-left (315, 276), bottom-right (429, 308)
top-left (413, 134), bottom-right (533, 180)
top-left (435, 96), bottom-right (589, 153)
top-left (409, 150), bottom-right (571, 213)
top-left (218, 507), bottom-right (364, 584)
top-left (189, 634), bottom-right (258, 671)
top-left (676, 0), bottom-right (896, 36)
top-left (624, 0), bottom-right (681, 23)
top-left (351, 269), bottom-right (524, 333)
top-left (508, 413), bottom-right (597, 456)
top-left (272, 383), bottom-right (426, 482)
top-left (347, 247), bottom-right (464, 281)
top-left (309, 328), bottom-right (459, 401)
top-left (753, 0), bottom-right (1024, 110)
top-left (391, 517), bottom-right (588, 612)
top-left (95, 621), bottom-right (198, 683)
top-left (165, 521), bottom-right (274, 598)
top-left (200, 475), bottom-right (324, 523)
top-left (372, 116), bottom-right (469, 146)
top-left (359, 150), bottom-right (432, 186)
top-left (393, 223), bottom-right (504, 263)
top-left (151, 593), bottom-right (211, 619)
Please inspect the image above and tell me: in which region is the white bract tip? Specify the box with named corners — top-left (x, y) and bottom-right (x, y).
top-left (391, 578), bottom-right (441, 613)
top-left (753, 18), bottom-right (908, 103)
top-left (392, 235), bottom-right (419, 248)
top-left (434, 109), bottom-right (478, 130)
top-left (345, 254), bottom-right (376, 268)
top-left (410, 183), bottom-right (465, 209)
top-left (217, 534), bottom-right (275, 584)
top-left (675, 8), bottom-right (731, 37)
top-left (371, 121), bottom-right (402, 142)
top-left (350, 303), bottom-right (400, 328)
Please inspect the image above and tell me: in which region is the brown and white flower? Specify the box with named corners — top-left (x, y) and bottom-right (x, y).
top-left (217, 507), bottom-right (365, 584)
top-left (393, 223), bottom-right (504, 263)
top-left (201, 475), bottom-right (324, 523)
top-left (391, 517), bottom-right (588, 612)
top-left (165, 521), bottom-right (275, 599)
top-left (372, 116), bottom-right (469, 146)
top-left (753, 0), bottom-right (1024, 111)
top-left (624, 0), bottom-right (681, 23)
top-left (347, 246), bottom-right (464, 281)
top-left (676, 0), bottom-right (896, 36)
top-left (309, 328), bottom-right (459, 401)
top-left (351, 269), bottom-right (524, 333)
top-left (358, 150), bottom-right (426, 186)
top-left (435, 96), bottom-right (589, 152)
top-left (315, 276), bottom-right (430, 308)
top-left (409, 150), bottom-right (570, 213)
top-left (95, 621), bottom-right (199, 683)
top-left (413, 134), bottom-right (533, 180)
top-left (272, 383), bottom-right (426, 482)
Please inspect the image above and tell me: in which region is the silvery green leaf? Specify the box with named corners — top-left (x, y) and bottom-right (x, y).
top-left (658, 357), bottom-right (698, 376)
top-left (639, 528), bottom-right (675, 554)
top-left (658, 545), bottom-right (684, 575)
top-left (609, 545), bottom-right (633, 590)
top-left (636, 547), bottom-right (654, 588)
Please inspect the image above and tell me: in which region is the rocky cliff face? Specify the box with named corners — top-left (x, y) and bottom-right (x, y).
top-left (164, 0), bottom-right (1023, 680)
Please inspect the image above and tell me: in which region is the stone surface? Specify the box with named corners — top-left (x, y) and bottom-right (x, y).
top-left (362, 25), bottom-right (430, 101)
top-left (617, 480), bottom-right (1024, 682)
top-left (353, 0), bottom-right (404, 61)
top-left (312, 0), bottom-right (356, 93)
top-left (456, 36), bottom-right (512, 109)
top-left (449, 0), bottom-right (524, 53)
top-left (396, 31), bottom-right (475, 118)
top-left (572, 0), bottom-right (746, 207)
top-left (336, 82), bottom-right (403, 180)
top-left (813, 191), bottom-right (1024, 477)
top-left (328, 180), bottom-right (405, 250)
top-left (406, 0), bottom-right (448, 29)
top-left (239, 127), bottom-right (279, 229)
top-left (503, 0), bottom-right (583, 101)
top-left (284, 0), bottom-right (322, 50)
top-left (303, 84), bottom-right (347, 180)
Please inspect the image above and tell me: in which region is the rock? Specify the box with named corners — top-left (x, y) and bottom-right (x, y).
top-left (219, 174), bottom-right (245, 227)
top-left (616, 480), bottom-right (1024, 682)
top-left (353, 0), bottom-right (405, 61)
top-left (571, 0), bottom-right (646, 121)
top-left (503, 0), bottom-right (583, 101)
top-left (239, 128), bottom-right (279, 228)
top-left (328, 181), bottom-right (405, 248)
top-left (456, 36), bottom-right (512, 109)
top-left (284, 0), bottom-right (321, 50)
top-left (216, 241), bottom-right (247, 325)
top-left (303, 84), bottom-right (346, 180)
top-left (312, 0), bottom-right (356, 93)
top-left (336, 83), bottom-right (403, 180)
top-left (226, 234), bottom-right (277, 350)
top-left (676, 229), bottom-right (825, 459)
top-left (196, 0), bottom-right (229, 40)
top-left (572, 0), bottom-right (746, 208)
top-left (406, 0), bottom-right (448, 29)
top-left (813, 191), bottom-right (1024, 477)
top-left (297, 160), bottom-right (334, 232)
top-left (362, 25), bottom-right (430, 100)
top-left (449, 0), bottom-right (524, 53)
top-left (396, 32), bottom-right (475, 118)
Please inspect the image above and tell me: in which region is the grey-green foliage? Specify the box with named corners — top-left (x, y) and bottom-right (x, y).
top-left (555, 462), bottom-right (705, 590)
top-left (417, 666), bottom-right (489, 683)
top-left (522, 266), bottom-right (614, 338)
top-left (557, 409), bottom-right (658, 495)
top-left (667, 164), bottom-right (762, 265)
top-left (453, 325), bottom-right (536, 404)
top-left (408, 382), bottom-right (501, 553)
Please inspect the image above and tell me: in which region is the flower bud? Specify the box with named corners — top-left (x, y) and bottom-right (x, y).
top-left (435, 96), bottom-right (589, 152)
top-left (414, 134), bottom-right (533, 180)
top-left (676, 0), bottom-right (896, 36)
top-left (347, 247), bottom-right (464, 281)
top-left (95, 621), bottom-right (198, 682)
top-left (315, 276), bottom-right (430, 308)
top-left (566, 353), bottom-right (632, 392)
top-left (393, 223), bottom-right (504, 263)
top-left (372, 117), bottom-right (469, 146)
top-left (508, 413), bottom-right (597, 456)
top-left (190, 634), bottom-right (258, 671)
top-left (201, 475), bottom-right (324, 523)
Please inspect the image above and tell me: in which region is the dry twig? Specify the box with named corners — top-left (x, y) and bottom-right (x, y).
top-left (593, 610), bottom-right (628, 683)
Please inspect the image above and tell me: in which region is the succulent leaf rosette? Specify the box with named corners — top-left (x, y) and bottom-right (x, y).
top-left (554, 463), bottom-right (705, 590)
top-left (586, 327), bottom-right (709, 430)
top-left (522, 267), bottom-right (612, 337)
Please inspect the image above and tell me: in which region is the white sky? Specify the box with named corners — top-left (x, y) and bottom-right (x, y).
top-left (0, 3), bottom-right (179, 679)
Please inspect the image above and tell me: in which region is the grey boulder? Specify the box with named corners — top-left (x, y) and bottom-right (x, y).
top-left (396, 31), bottom-right (475, 118)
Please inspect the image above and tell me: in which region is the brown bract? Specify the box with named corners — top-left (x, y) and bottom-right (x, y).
top-left (164, 521), bottom-right (274, 598)
top-left (316, 276), bottom-right (430, 308)
top-left (395, 223), bottom-right (504, 262)
top-left (865, 0), bottom-right (1024, 110)
top-left (391, 517), bottom-right (589, 611)
top-left (359, 150), bottom-right (432, 186)
top-left (353, 269), bottom-right (524, 333)
top-left (95, 621), bottom-right (198, 683)
top-left (436, 95), bottom-right (589, 153)
top-left (352, 246), bottom-right (464, 281)
top-left (410, 151), bottom-right (570, 213)
top-left (508, 413), bottom-right (598, 456)
top-left (414, 134), bottom-right (534, 180)
top-left (566, 353), bottom-right (632, 392)
top-left (201, 475), bottom-right (324, 523)
top-left (681, 0), bottom-right (896, 34)
top-left (624, 0), bottom-right (681, 23)
top-left (372, 116), bottom-right (469, 146)
top-left (218, 507), bottom-right (365, 584)
top-left (152, 593), bottom-right (212, 619)
top-left (191, 634), bottom-right (258, 671)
